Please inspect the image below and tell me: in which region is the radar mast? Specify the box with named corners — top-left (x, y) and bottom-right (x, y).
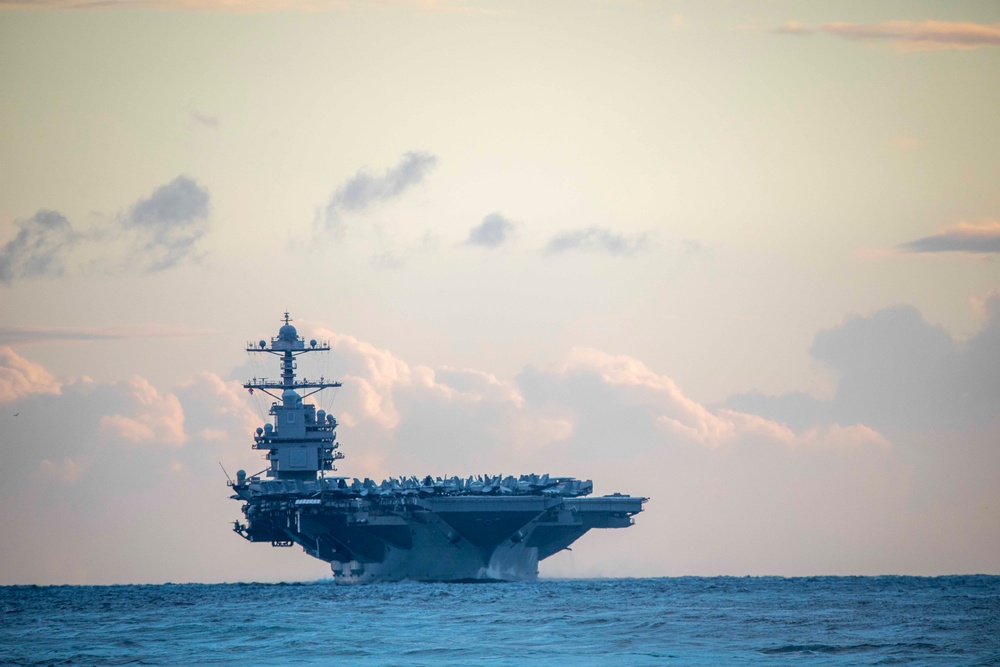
top-left (244, 313), bottom-right (343, 480)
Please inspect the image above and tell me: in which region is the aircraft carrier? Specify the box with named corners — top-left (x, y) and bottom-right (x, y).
top-left (229, 315), bottom-right (646, 582)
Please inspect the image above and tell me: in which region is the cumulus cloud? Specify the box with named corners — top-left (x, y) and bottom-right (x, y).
top-left (315, 328), bottom-right (434, 430)
top-left (0, 363), bottom-right (311, 584)
top-left (3, 304), bottom-right (998, 583)
top-left (898, 221), bottom-right (1000, 254)
top-left (0, 346), bottom-right (62, 403)
top-left (323, 152), bottom-right (437, 233)
top-left (175, 372), bottom-right (260, 444)
top-left (32, 456), bottom-right (89, 484)
top-left (776, 20), bottom-right (1000, 51)
top-left (303, 324), bottom-right (886, 476)
top-left (100, 376), bottom-right (186, 447)
top-left (726, 299), bottom-right (1000, 432)
top-left (465, 212), bottom-right (515, 248)
top-left (300, 325), bottom-right (577, 475)
top-left (0, 210), bottom-right (78, 284)
top-left (525, 347), bottom-right (886, 450)
top-left (2, 362), bottom-right (254, 491)
top-left (123, 176), bottom-right (211, 271)
top-left (716, 299), bottom-right (1000, 574)
top-left (545, 227), bottom-right (649, 256)
top-left (0, 176), bottom-right (210, 283)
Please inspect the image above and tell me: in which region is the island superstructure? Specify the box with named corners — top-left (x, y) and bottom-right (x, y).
top-left (229, 314), bottom-right (646, 581)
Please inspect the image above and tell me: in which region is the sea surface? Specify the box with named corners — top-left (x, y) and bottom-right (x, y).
top-left (2, 576), bottom-right (998, 666)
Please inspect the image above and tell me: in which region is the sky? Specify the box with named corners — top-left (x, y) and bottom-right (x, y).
top-left (0, 0), bottom-right (998, 585)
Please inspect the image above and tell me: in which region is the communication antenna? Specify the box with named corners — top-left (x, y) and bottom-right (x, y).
top-left (218, 461), bottom-right (234, 485)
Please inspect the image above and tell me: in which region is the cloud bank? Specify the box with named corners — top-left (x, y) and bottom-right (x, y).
top-left (726, 298), bottom-right (1000, 432)
top-left (3, 298), bottom-right (998, 583)
top-left (0, 356), bottom-right (280, 584)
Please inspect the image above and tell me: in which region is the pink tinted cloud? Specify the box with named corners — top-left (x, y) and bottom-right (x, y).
top-left (556, 347), bottom-right (887, 449)
top-left (775, 21), bottom-right (812, 36)
top-left (33, 456), bottom-right (89, 483)
top-left (0, 347), bottom-right (61, 403)
top-left (99, 376), bottom-right (185, 447)
top-left (776, 19), bottom-right (1000, 51)
top-left (823, 20), bottom-right (1000, 50)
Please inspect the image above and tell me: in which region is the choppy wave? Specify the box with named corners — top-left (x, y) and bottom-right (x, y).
top-left (2, 576), bottom-right (998, 666)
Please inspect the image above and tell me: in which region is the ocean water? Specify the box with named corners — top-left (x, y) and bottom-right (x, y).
top-left (2, 577), bottom-right (998, 666)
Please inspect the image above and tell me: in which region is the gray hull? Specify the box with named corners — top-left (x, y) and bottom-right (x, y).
top-left (240, 494), bottom-right (643, 582)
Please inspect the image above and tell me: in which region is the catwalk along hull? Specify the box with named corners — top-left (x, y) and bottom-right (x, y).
top-left (230, 315), bottom-right (646, 582)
